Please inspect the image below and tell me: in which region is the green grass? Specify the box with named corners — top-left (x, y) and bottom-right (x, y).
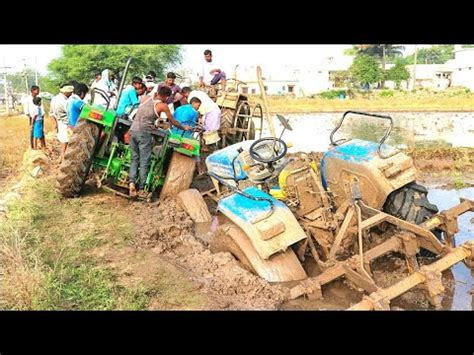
top-left (0, 174), bottom-right (208, 310)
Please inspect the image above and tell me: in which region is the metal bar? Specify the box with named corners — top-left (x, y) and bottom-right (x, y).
top-left (348, 242), bottom-right (473, 310)
top-left (328, 206), bottom-right (355, 260)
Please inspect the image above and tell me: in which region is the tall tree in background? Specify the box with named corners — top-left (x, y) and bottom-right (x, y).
top-left (355, 45), bottom-right (405, 88)
top-left (47, 45), bottom-right (182, 90)
top-left (385, 58), bottom-right (410, 89)
top-left (350, 54), bottom-right (383, 89)
top-left (405, 45), bottom-right (454, 64)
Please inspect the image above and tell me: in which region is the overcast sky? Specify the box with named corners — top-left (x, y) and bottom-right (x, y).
top-left (0, 44), bottom-right (424, 76)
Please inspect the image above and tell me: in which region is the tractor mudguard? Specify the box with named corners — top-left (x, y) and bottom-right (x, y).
top-left (79, 104), bottom-right (116, 127)
top-left (217, 186), bottom-right (307, 260)
top-left (321, 139), bottom-right (416, 210)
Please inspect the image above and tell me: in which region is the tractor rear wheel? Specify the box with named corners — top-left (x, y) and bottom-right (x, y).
top-left (160, 152), bottom-right (196, 198)
top-left (57, 119), bottom-right (100, 197)
top-left (383, 182), bottom-right (443, 256)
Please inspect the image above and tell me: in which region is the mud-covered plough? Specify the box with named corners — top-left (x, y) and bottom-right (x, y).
top-left (182, 111), bottom-right (474, 310)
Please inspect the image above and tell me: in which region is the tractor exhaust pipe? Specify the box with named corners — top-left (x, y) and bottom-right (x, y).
top-left (114, 57), bottom-right (132, 111)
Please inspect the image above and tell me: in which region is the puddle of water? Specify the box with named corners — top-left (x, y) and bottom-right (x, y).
top-left (427, 187), bottom-right (474, 310)
top-left (258, 113), bottom-right (474, 153)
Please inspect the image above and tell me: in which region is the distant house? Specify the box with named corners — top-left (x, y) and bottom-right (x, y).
top-left (403, 64), bottom-right (452, 90)
top-left (448, 46), bottom-right (474, 90)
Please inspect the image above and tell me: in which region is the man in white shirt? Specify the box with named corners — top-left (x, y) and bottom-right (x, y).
top-left (199, 49), bottom-right (226, 93)
top-left (24, 85), bottom-right (41, 149)
top-left (50, 85), bottom-right (74, 162)
top-left (188, 90), bottom-right (221, 134)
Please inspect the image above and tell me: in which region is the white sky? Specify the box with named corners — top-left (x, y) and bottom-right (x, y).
top-left (0, 44), bottom-right (425, 76)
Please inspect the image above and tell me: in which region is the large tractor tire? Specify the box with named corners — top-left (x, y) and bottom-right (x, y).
top-left (383, 182), bottom-right (443, 256)
top-left (56, 120), bottom-right (100, 198)
top-left (220, 107), bottom-right (256, 147)
top-left (160, 152), bottom-right (196, 198)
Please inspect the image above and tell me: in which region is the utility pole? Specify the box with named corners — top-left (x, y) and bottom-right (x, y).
top-left (1, 58), bottom-right (12, 115)
top-left (35, 57), bottom-right (38, 85)
top-left (22, 58), bottom-right (28, 93)
top-left (411, 45), bottom-right (418, 91)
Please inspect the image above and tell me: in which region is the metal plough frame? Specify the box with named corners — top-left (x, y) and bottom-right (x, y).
top-left (287, 199), bottom-right (474, 310)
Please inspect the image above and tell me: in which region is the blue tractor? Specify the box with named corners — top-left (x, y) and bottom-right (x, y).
top-left (196, 111), bottom-right (474, 308)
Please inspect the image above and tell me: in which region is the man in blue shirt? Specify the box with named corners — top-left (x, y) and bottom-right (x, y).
top-left (170, 97), bottom-right (201, 138)
top-left (67, 83), bottom-right (89, 128)
top-left (116, 77), bottom-right (144, 117)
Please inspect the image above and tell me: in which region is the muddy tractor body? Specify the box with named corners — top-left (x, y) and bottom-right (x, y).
top-left (57, 58), bottom-right (201, 200)
top-left (201, 111), bottom-right (474, 309)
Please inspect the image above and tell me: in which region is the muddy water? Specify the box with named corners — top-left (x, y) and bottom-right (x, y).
top-left (427, 187), bottom-right (474, 310)
top-left (259, 112), bottom-right (474, 152)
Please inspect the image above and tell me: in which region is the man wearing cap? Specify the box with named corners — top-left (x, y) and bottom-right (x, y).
top-left (50, 84), bottom-right (74, 162)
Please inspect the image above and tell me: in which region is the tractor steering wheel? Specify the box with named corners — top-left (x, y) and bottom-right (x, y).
top-left (249, 137), bottom-right (287, 164)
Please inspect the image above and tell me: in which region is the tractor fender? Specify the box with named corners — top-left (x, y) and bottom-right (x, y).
top-left (217, 186), bottom-right (308, 260)
top-left (213, 221), bottom-right (307, 283)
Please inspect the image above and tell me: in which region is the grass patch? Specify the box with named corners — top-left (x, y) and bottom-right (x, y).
top-left (0, 176), bottom-right (134, 309)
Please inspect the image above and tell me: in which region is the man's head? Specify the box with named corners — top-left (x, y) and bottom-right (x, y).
top-left (74, 83), bottom-right (89, 100)
top-left (155, 86), bottom-right (172, 102)
top-left (190, 97), bottom-right (201, 111)
top-left (181, 86), bottom-right (192, 100)
top-left (33, 96), bottom-right (42, 106)
top-left (145, 71), bottom-right (156, 82)
top-left (137, 83), bottom-right (147, 96)
top-left (132, 76), bottom-right (143, 89)
top-left (165, 72), bottom-right (176, 86)
top-left (145, 81), bottom-right (155, 94)
top-left (60, 84), bottom-right (74, 98)
top-left (204, 49), bottom-right (212, 62)
top-left (31, 85), bottom-right (40, 97)
top-left (108, 70), bottom-right (114, 81)
top-left (95, 72), bottom-right (101, 81)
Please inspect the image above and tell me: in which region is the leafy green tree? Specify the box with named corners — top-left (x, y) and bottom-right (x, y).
top-left (405, 45), bottom-right (454, 64)
top-left (47, 45), bottom-right (182, 90)
top-left (5, 68), bottom-right (54, 94)
top-left (349, 54), bottom-right (382, 89)
top-left (353, 45), bottom-right (405, 88)
top-left (386, 58), bottom-right (410, 89)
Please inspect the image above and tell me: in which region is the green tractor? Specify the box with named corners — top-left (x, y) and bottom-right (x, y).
top-left (57, 58), bottom-right (201, 200)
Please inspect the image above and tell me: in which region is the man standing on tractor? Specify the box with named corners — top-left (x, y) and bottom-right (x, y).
top-left (199, 49), bottom-right (227, 95)
top-left (116, 76), bottom-right (144, 118)
top-left (157, 72), bottom-right (182, 107)
top-left (128, 86), bottom-right (193, 198)
top-left (50, 84), bottom-right (74, 162)
top-left (92, 69), bottom-right (117, 108)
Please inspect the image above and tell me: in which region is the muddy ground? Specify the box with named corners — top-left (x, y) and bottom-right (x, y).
top-left (1, 136), bottom-right (472, 310)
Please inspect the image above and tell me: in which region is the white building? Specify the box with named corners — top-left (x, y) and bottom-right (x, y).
top-left (449, 45), bottom-right (474, 90)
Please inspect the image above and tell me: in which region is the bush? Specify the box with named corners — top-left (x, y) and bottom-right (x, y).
top-left (378, 90), bottom-right (394, 98)
top-left (319, 90), bottom-right (346, 100)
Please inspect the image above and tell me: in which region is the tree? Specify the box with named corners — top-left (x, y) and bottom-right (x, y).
top-left (349, 54), bottom-right (382, 89)
top-left (47, 45), bottom-right (182, 90)
top-left (354, 45), bottom-right (405, 88)
top-left (386, 58), bottom-right (410, 89)
top-left (6, 68), bottom-right (52, 94)
top-left (405, 45), bottom-right (454, 64)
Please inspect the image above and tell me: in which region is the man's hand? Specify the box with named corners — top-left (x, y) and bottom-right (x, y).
top-left (183, 125), bottom-right (192, 131)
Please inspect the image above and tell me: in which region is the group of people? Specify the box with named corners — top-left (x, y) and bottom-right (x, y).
top-left (23, 48), bottom-right (227, 198)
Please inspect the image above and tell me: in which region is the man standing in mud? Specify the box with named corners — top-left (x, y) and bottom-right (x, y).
top-left (128, 86), bottom-right (192, 199)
